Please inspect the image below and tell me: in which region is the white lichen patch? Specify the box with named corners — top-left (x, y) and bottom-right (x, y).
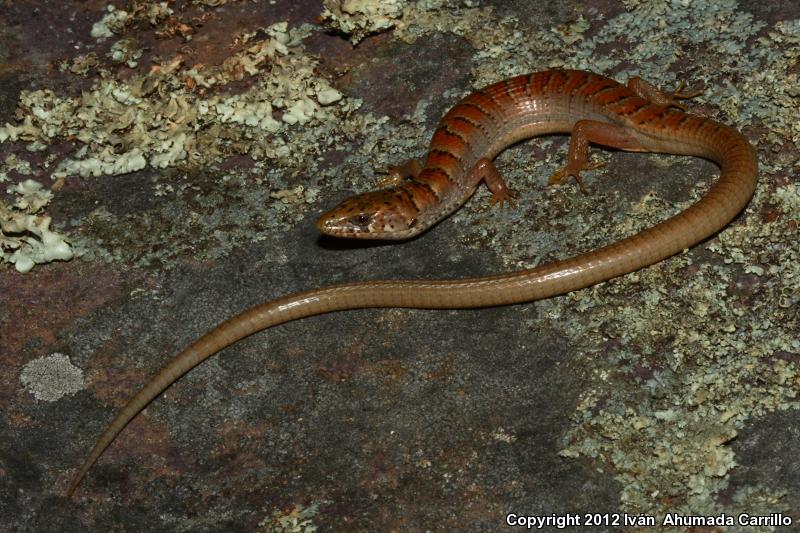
top-left (58, 147), bottom-right (148, 178)
top-left (321, 0), bottom-right (406, 44)
top-left (20, 353), bottom-right (84, 401)
top-left (316, 86), bottom-right (343, 106)
top-left (8, 178), bottom-right (53, 211)
top-left (91, 5), bottom-right (130, 39)
top-left (1, 179), bottom-right (73, 272)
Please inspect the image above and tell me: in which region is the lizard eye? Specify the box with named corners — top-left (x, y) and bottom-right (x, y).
top-left (353, 214), bottom-right (371, 227)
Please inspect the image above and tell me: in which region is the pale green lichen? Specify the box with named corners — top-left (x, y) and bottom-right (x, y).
top-left (321, 0), bottom-right (406, 44)
top-left (137, 1), bottom-right (174, 25)
top-left (0, 4), bottom-right (374, 269)
top-left (57, 146), bottom-right (148, 178)
top-left (5, 154), bottom-right (33, 176)
top-left (0, 21), bottom-right (346, 183)
top-left (58, 53), bottom-right (102, 77)
top-left (0, 179), bottom-right (73, 272)
top-left (108, 38), bottom-right (143, 68)
top-left (90, 5), bottom-right (130, 39)
top-left (552, 15), bottom-right (591, 45)
top-left (774, 182), bottom-right (800, 217)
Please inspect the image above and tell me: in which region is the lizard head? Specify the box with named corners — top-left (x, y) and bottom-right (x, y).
top-left (316, 187), bottom-right (423, 240)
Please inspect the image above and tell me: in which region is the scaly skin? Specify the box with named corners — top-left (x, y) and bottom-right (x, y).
top-left (67, 70), bottom-right (757, 496)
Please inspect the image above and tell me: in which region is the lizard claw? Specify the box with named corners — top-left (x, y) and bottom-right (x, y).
top-left (549, 160), bottom-right (604, 194)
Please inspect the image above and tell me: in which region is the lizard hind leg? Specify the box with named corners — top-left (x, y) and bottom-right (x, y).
top-left (467, 158), bottom-right (517, 208)
top-left (551, 76), bottom-right (703, 193)
top-left (628, 77), bottom-right (703, 111)
top-left (548, 120), bottom-right (647, 193)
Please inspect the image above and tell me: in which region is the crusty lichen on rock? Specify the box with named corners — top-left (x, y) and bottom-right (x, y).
top-left (20, 353), bottom-right (85, 402)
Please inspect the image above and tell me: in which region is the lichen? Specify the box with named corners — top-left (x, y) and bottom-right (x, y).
top-left (0, 179), bottom-right (73, 272)
top-left (0, 17), bottom-right (355, 269)
top-left (20, 353), bottom-right (85, 401)
top-left (57, 53), bottom-right (101, 77)
top-left (321, 0), bottom-right (406, 44)
top-left (90, 5), bottom-right (131, 39)
top-left (259, 501), bottom-right (327, 533)
top-left (108, 38), bottom-right (143, 68)
top-left (0, 21), bottom-right (343, 182)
